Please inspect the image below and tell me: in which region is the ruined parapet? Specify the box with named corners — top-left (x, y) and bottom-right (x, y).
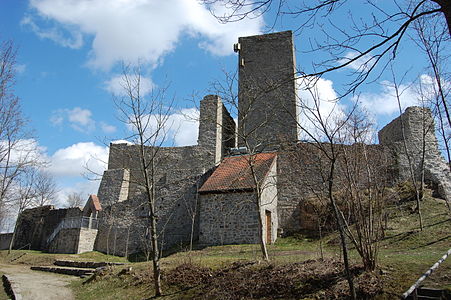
top-left (97, 168), bottom-right (130, 206)
top-left (237, 31), bottom-right (299, 150)
top-left (378, 106), bottom-right (451, 201)
top-left (198, 95), bottom-right (236, 165)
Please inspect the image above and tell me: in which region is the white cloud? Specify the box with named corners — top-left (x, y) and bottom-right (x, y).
top-left (338, 51), bottom-right (375, 72)
top-left (127, 108), bottom-right (199, 146)
top-left (14, 64), bottom-right (27, 74)
top-left (354, 80), bottom-right (420, 116)
top-left (47, 142), bottom-right (108, 178)
top-left (105, 74), bottom-right (154, 96)
top-left (100, 122), bottom-right (117, 134)
top-left (169, 108), bottom-right (199, 146)
top-left (0, 139), bottom-right (46, 165)
top-left (21, 15), bottom-right (83, 49)
top-left (51, 107), bottom-right (98, 133)
top-left (25, 0), bottom-right (263, 70)
top-left (296, 77), bottom-right (346, 138)
top-left (55, 180), bottom-right (99, 208)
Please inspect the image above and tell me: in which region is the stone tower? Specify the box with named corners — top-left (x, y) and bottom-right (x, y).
top-left (198, 95), bottom-right (236, 165)
top-left (237, 31), bottom-right (298, 150)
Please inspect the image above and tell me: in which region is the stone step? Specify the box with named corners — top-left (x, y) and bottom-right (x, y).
top-left (30, 266), bottom-right (94, 277)
top-left (53, 260), bottom-right (125, 269)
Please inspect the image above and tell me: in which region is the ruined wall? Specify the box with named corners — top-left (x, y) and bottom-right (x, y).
top-left (198, 95), bottom-right (236, 165)
top-left (276, 143), bottom-right (394, 235)
top-left (48, 228), bottom-right (80, 254)
top-left (77, 228), bottom-right (98, 254)
top-left (97, 168), bottom-right (130, 206)
top-left (237, 31), bottom-right (298, 150)
top-left (379, 106), bottom-right (451, 201)
top-left (13, 206), bottom-right (83, 251)
top-left (0, 233), bottom-right (12, 250)
top-left (95, 95), bottom-right (235, 254)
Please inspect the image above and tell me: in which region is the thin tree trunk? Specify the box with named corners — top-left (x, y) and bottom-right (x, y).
top-left (394, 77), bottom-right (423, 230)
top-left (328, 157), bottom-right (356, 300)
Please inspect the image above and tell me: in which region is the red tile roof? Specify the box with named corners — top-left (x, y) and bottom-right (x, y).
top-left (89, 194), bottom-right (102, 211)
top-left (199, 152), bottom-right (277, 193)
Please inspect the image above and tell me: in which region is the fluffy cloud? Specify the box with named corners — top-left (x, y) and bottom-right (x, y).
top-left (1, 139), bottom-right (45, 164)
top-left (21, 15), bottom-right (83, 49)
top-left (51, 107), bottom-right (116, 134)
top-left (105, 74), bottom-right (154, 96)
top-left (25, 0), bottom-right (264, 70)
top-left (296, 77), bottom-right (346, 138)
top-left (47, 142), bottom-right (108, 178)
top-left (354, 80), bottom-right (420, 116)
top-left (127, 108), bottom-right (199, 146)
top-left (100, 122), bottom-right (117, 134)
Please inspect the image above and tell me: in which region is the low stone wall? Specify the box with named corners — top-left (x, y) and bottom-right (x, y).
top-left (0, 233), bottom-right (12, 250)
top-left (48, 228), bottom-right (80, 254)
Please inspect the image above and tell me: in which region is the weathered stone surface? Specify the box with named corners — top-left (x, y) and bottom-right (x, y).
top-left (238, 31), bottom-right (298, 150)
top-left (379, 106), bottom-right (451, 201)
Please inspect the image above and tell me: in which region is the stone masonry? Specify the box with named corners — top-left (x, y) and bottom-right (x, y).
top-left (93, 95), bottom-right (236, 255)
top-left (11, 31), bottom-right (451, 256)
top-left (237, 31), bottom-right (298, 150)
top-left (379, 106), bottom-right (451, 202)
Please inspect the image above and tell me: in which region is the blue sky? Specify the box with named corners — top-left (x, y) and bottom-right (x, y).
top-left (0, 0), bottom-right (443, 208)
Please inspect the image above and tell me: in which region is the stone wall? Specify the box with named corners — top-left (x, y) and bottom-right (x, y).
top-left (48, 228), bottom-right (80, 254)
top-left (0, 233), bottom-right (12, 250)
top-left (379, 106), bottom-right (451, 201)
top-left (199, 158), bottom-right (278, 245)
top-left (276, 142), bottom-right (394, 235)
top-left (94, 95), bottom-right (234, 254)
top-left (237, 31), bottom-right (298, 150)
top-left (13, 206), bottom-right (83, 251)
top-left (199, 192), bottom-right (260, 245)
top-left (77, 228), bottom-right (98, 253)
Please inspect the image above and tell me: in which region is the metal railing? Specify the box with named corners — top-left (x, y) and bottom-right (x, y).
top-left (46, 216), bottom-right (99, 245)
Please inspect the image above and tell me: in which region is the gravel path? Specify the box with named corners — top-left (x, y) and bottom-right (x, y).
top-left (0, 263), bottom-right (77, 300)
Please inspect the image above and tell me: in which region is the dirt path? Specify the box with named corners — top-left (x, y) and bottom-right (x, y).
top-left (0, 263), bottom-right (77, 300)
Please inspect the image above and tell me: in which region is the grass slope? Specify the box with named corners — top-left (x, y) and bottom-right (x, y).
top-left (2, 194), bottom-right (449, 299)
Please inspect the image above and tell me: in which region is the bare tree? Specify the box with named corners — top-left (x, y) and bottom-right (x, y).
top-left (66, 191), bottom-right (85, 208)
top-left (8, 168), bottom-right (38, 253)
top-left (338, 109), bottom-right (391, 271)
top-left (114, 63), bottom-right (174, 297)
top-left (0, 40), bottom-right (41, 229)
top-left (204, 1), bottom-right (449, 97)
top-left (414, 16), bottom-right (450, 171)
top-left (33, 171), bottom-right (57, 207)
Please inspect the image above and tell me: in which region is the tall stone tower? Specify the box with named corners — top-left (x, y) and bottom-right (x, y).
top-left (237, 31), bottom-right (298, 150)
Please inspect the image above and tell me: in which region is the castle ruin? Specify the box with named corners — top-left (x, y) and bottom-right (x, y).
top-left (8, 31), bottom-right (451, 256)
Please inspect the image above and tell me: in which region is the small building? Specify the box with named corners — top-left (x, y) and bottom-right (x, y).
top-left (198, 153), bottom-right (278, 245)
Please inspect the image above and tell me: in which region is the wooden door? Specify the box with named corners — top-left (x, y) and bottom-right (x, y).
top-left (265, 210), bottom-right (272, 244)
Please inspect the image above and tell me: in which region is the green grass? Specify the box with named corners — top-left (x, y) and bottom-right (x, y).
top-left (72, 195), bottom-right (449, 299)
top-left (2, 193), bottom-right (450, 299)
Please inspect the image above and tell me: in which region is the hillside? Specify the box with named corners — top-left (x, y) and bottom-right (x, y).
top-left (64, 193), bottom-right (450, 299)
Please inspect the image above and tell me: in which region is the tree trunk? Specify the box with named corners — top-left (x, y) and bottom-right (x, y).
top-left (327, 158), bottom-right (356, 300)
